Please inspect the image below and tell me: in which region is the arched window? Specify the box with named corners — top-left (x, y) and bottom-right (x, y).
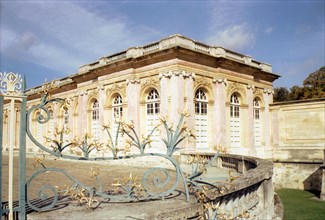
top-left (230, 93), bottom-right (241, 147)
top-left (146, 89), bottom-right (160, 144)
top-left (253, 98), bottom-right (261, 146)
top-left (113, 95), bottom-right (123, 119)
top-left (63, 107), bottom-right (69, 127)
top-left (195, 89), bottom-right (208, 149)
top-left (112, 95), bottom-right (123, 147)
top-left (91, 100), bottom-right (100, 140)
top-left (48, 109), bottom-right (54, 138)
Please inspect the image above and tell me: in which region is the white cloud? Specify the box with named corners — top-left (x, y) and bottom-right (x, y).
top-left (265, 27), bottom-right (274, 34)
top-left (207, 23), bottom-right (255, 51)
top-left (0, 28), bottom-right (17, 51)
top-left (296, 25), bottom-right (312, 34)
top-left (17, 32), bottom-right (39, 51)
top-left (1, 1), bottom-right (160, 74)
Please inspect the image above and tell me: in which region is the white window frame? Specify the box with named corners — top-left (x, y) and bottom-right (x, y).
top-left (195, 89), bottom-right (208, 149)
top-left (112, 95), bottom-right (123, 147)
top-left (146, 89), bottom-right (160, 145)
top-left (91, 100), bottom-right (100, 140)
top-left (230, 94), bottom-right (241, 147)
top-left (253, 98), bottom-right (261, 146)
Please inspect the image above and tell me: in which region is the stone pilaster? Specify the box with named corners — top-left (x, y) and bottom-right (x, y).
top-left (212, 77), bottom-right (227, 148)
top-left (126, 78), bottom-right (141, 134)
top-left (170, 73), bottom-right (185, 125)
top-left (98, 85), bottom-right (105, 140)
top-left (247, 85), bottom-right (255, 153)
top-left (185, 74), bottom-right (195, 150)
top-left (159, 70), bottom-right (195, 150)
top-left (263, 89), bottom-right (273, 153)
top-left (78, 91), bottom-right (88, 137)
top-left (159, 74), bottom-right (169, 117)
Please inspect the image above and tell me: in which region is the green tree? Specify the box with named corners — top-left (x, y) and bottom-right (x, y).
top-left (273, 87), bottom-right (289, 102)
top-left (303, 66), bottom-right (325, 98)
top-left (289, 85), bottom-right (305, 100)
top-left (273, 66), bottom-right (325, 102)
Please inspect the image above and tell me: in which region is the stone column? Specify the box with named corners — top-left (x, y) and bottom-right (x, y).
top-left (212, 78), bottom-right (227, 148)
top-left (126, 78), bottom-right (141, 134)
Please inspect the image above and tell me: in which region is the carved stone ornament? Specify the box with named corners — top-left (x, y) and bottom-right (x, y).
top-left (227, 82), bottom-right (246, 96)
top-left (159, 70), bottom-right (195, 79)
top-left (194, 75), bottom-right (213, 90)
top-left (247, 84), bottom-right (255, 90)
top-left (88, 88), bottom-right (99, 97)
top-left (253, 88), bottom-right (263, 97)
top-left (141, 76), bottom-right (159, 87)
top-left (106, 82), bottom-right (126, 97)
top-left (0, 72), bottom-right (24, 95)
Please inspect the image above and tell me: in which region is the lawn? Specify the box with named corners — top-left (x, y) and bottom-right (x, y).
top-left (276, 188), bottom-right (325, 220)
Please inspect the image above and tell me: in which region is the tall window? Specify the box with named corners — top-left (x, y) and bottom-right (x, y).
top-left (146, 89), bottom-right (160, 145)
top-left (113, 95), bottom-right (123, 119)
top-left (91, 100), bottom-right (100, 140)
top-left (253, 98), bottom-right (261, 146)
top-left (230, 94), bottom-right (241, 147)
top-left (195, 89), bottom-right (208, 149)
top-left (112, 95), bottom-right (123, 147)
top-left (63, 107), bottom-right (69, 127)
top-left (49, 109), bottom-right (54, 138)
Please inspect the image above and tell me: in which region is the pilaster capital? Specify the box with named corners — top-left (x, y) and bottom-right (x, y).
top-left (78, 91), bottom-right (88, 96)
top-left (159, 70), bottom-right (195, 79)
top-left (126, 78), bottom-right (140, 85)
top-left (247, 84), bottom-right (255, 90)
top-left (263, 88), bottom-right (274, 94)
top-left (212, 77), bottom-right (227, 85)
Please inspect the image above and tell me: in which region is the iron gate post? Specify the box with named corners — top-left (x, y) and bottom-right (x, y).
top-left (19, 96), bottom-right (27, 219)
top-left (0, 95), bottom-right (4, 217)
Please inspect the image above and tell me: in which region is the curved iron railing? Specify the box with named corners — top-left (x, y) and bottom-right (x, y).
top-left (25, 93), bottom-right (212, 212)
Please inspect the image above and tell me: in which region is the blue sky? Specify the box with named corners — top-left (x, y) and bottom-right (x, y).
top-left (1, 0), bottom-right (324, 89)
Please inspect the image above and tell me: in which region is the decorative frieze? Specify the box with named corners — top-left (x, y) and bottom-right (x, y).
top-left (159, 70), bottom-right (195, 79)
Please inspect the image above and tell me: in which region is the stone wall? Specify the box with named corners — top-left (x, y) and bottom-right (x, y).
top-left (270, 98), bottom-right (325, 194)
top-left (273, 161), bottom-right (323, 191)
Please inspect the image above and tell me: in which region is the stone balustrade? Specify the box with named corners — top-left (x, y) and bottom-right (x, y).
top-left (78, 34), bottom-right (272, 74)
top-left (180, 152), bottom-right (276, 219)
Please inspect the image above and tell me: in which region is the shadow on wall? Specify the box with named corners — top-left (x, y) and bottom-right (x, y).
top-left (303, 167), bottom-right (322, 198)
